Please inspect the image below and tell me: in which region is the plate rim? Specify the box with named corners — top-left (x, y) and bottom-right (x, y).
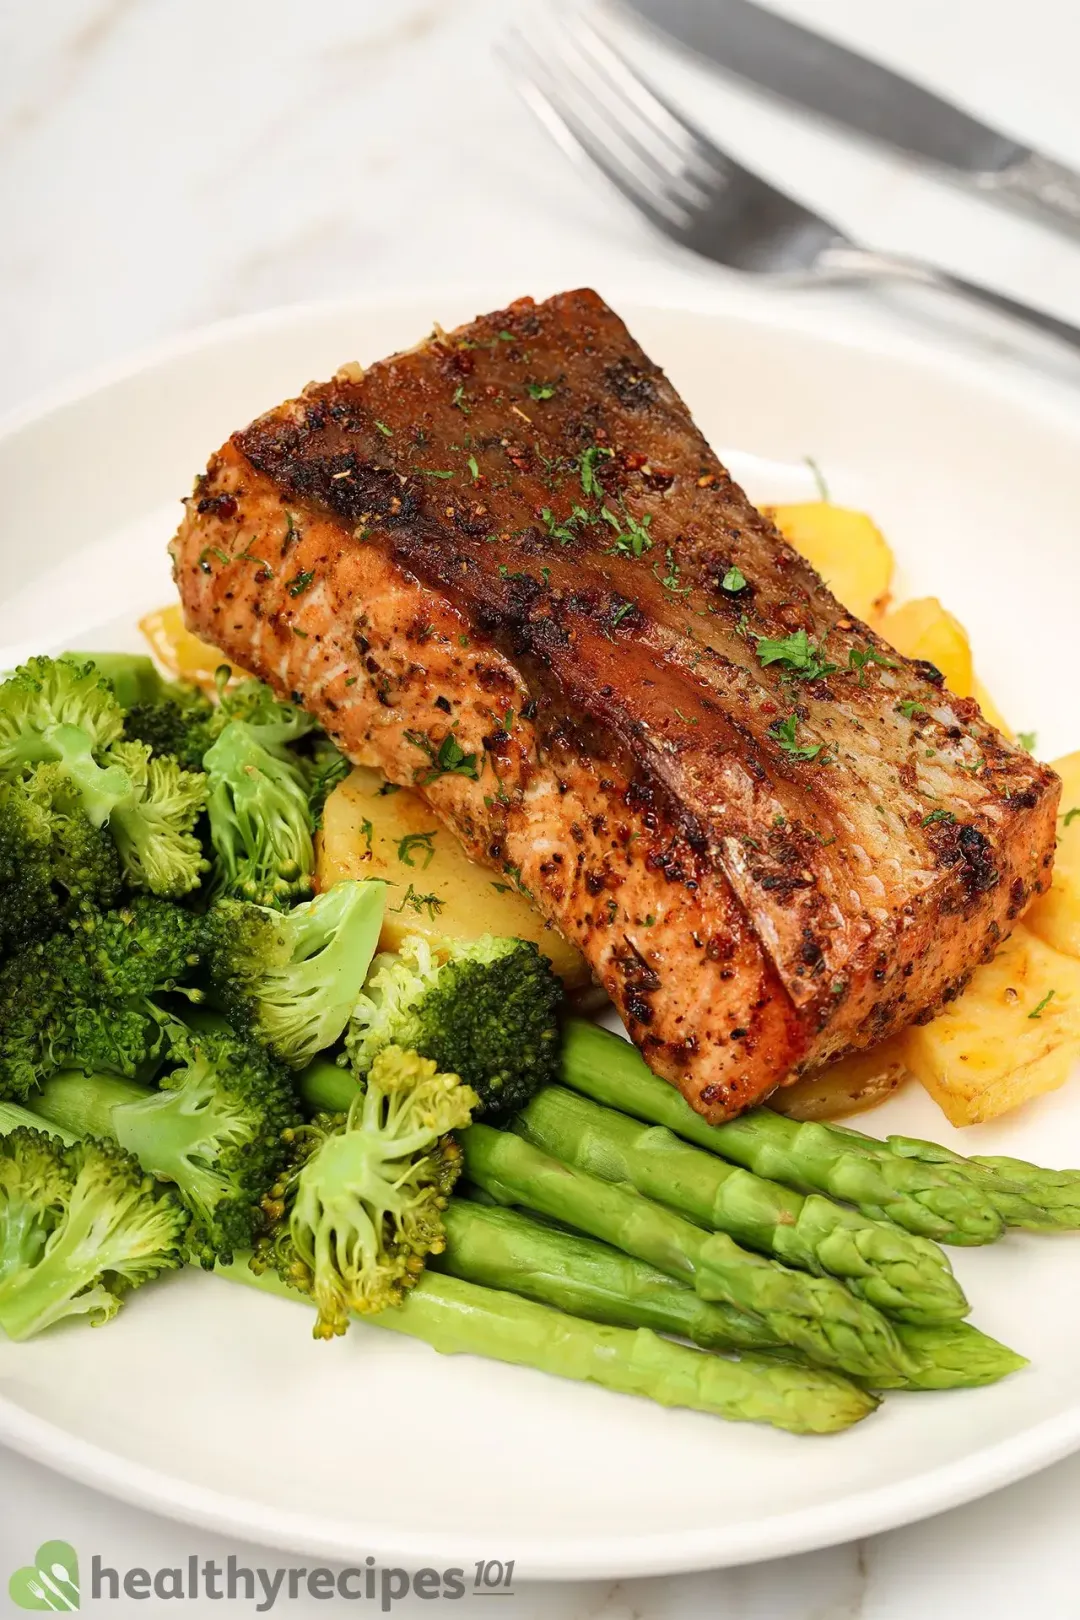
top-left (3, 283), bottom-right (1080, 1578)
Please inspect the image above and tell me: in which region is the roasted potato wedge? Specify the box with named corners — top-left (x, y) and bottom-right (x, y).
top-left (140, 602), bottom-right (250, 691)
top-left (767, 502), bottom-right (893, 624)
top-left (317, 766), bottom-right (591, 989)
top-left (770, 1036), bottom-right (911, 1122)
top-left (877, 596), bottom-right (973, 698)
top-left (1026, 751), bottom-right (1080, 959)
top-left (903, 924), bottom-right (1080, 1126)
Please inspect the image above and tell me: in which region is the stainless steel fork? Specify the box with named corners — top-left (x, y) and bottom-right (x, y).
top-left (500, 10), bottom-right (1080, 354)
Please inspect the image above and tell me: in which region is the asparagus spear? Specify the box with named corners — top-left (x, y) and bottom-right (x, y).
top-left (462, 1123), bottom-right (917, 1384)
top-left (880, 1136), bottom-right (1080, 1230)
top-left (218, 1257), bottom-right (877, 1434)
top-left (515, 1086), bottom-right (966, 1324)
top-left (437, 1200), bottom-right (1023, 1392)
top-left (561, 1020), bottom-right (1003, 1246)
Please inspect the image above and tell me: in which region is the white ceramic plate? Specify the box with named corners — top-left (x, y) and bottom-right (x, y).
top-left (1, 292), bottom-right (1080, 1580)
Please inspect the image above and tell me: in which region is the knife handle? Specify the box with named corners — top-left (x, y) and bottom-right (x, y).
top-left (975, 152), bottom-right (1080, 236)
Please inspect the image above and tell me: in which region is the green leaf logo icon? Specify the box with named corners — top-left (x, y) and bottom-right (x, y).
top-left (8, 1541), bottom-right (80, 1610)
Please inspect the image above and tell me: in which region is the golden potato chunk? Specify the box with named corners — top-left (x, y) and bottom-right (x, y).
top-left (317, 766), bottom-right (591, 988)
top-left (903, 924), bottom-right (1080, 1125)
top-left (767, 502), bottom-right (893, 623)
top-left (1026, 751), bottom-right (1080, 958)
top-left (877, 596), bottom-right (973, 698)
top-left (770, 1036), bottom-right (912, 1122)
top-left (140, 602), bottom-right (251, 690)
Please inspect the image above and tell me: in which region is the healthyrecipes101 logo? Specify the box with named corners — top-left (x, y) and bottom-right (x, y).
top-left (7, 1543), bottom-right (517, 1610)
top-left (9, 1540), bottom-right (81, 1610)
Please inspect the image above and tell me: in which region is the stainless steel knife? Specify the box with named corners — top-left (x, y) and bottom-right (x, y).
top-left (618, 0), bottom-right (1080, 236)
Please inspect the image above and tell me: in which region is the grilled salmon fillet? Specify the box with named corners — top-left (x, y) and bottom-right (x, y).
top-left (171, 289), bottom-right (1058, 1122)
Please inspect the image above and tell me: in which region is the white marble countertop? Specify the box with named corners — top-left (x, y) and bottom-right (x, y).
top-left (4, 0), bottom-right (1080, 1613)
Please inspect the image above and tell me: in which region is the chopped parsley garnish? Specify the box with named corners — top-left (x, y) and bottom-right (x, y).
top-left (396, 830), bottom-right (438, 870)
top-left (721, 566), bottom-right (747, 593)
top-left (847, 646), bottom-right (896, 684)
top-left (377, 782), bottom-right (401, 797)
top-left (580, 444), bottom-right (615, 497)
top-left (238, 548), bottom-right (274, 577)
top-left (604, 506), bottom-right (653, 559)
top-left (498, 330), bottom-right (514, 342)
top-left (404, 728), bottom-right (480, 784)
top-left (467, 455), bottom-right (479, 481)
top-left (526, 381), bottom-right (557, 400)
top-left (391, 884), bottom-right (445, 922)
top-left (291, 627), bottom-right (308, 639)
top-left (452, 385), bottom-right (469, 414)
top-left (282, 510), bottom-right (299, 546)
top-left (287, 569), bottom-right (315, 597)
top-left (611, 599), bottom-right (635, 627)
top-left (896, 699), bottom-right (927, 719)
top-left (358, 817), bottom-right (374, 858)
top-left (421, 469), bottom-right (454, 480)
top-left (374, 420), bottom-right (393, 437)
top-left (921, 808), bottom-right (956, 827)
top-left (198, 545), bottom-right (231, 573)
top-left (769, 714), bottom-right (823, 761)
top-left (1017, 731), bottom-right (1037, 753)
top-left (756, 628), bottom-right (836, 681)
top-left (1064, 807), bottom-right (1080, 827)
top-left (541, 504), bottom-right (588, 545)
top-left (1029, 988), bottom-right (1056, 1020)
top-left (654, 547), bottom-right (691, 595)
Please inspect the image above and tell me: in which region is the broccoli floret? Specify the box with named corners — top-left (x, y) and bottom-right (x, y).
top-left (106, 740), bottom-right (209, 898)
top-left (345, 934), bottom-right (563, 1116)
top-left (0, 656), bottom-right (125, 773)
top-left (257, 1046), bottom-right (476, 1337)
top-left (204, 719), bottom-right (315, 909)
top-left (0, 772), bottom-right (121, 955)
top-left (64, 652), bottom-right (172, 711)
top-left (125, 688), bottom-right (217, 772)
top-left (0, 1117), bottom-right (188, 1340)
top-left (0, 657), bottom-right (209, 898)
top-left (201, 880), bottom-right (386, 1068)
top-left (0, 899), bottom-right (203, 1098)
top-left (0, 657), bottom-right (132, 827)
top-left (28, 1014), bottom-right (300, 1268)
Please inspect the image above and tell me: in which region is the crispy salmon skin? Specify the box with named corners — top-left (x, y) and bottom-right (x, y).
top-left (171, 289), bottom-right (1058, 1121)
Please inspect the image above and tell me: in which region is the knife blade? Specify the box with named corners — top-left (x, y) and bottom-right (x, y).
top-left (618, 0), bottom-right (1080, 236)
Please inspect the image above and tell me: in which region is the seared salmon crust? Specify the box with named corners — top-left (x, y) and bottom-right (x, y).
top-left (171, 289), bottom-right (1058, 1121)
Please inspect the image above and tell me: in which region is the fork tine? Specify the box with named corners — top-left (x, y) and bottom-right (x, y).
top-left (499, 31), bottom-right (692, 233)
top-left (569, 10), bottom-right (714, 165)
top-left (571, 7), bottom-right (740, 186)
top-left (523, 20), bottom-right (717, 211)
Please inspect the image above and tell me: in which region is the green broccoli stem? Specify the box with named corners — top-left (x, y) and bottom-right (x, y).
top-left (218, 1259), bottom-right (877, 1435)
top-left (31, 1071), bottom-right (149, 1144)
top-left (29, 1064), bottom-right (236, 1227)
top-left (0, 1099), bottom-right (77, 1142)
top-left (560, 1020), bottom-right (1004, 1247)
top-left (461, 1124), bottom-right (916, 1384)
top-left (435, 1200), bottom-right (1022, 1393)
top-left (298, 1056), bottom-right (359, 1114)
top-left (515, 1086), bottom-right (966, 1325)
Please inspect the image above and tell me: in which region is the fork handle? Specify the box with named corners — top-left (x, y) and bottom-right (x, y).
top-left (820, 244), bottom-right (1080, 355)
